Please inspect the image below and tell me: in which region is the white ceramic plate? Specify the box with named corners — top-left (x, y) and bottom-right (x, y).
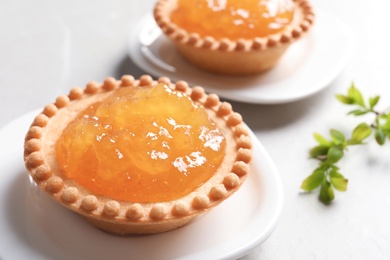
top-left (128, 10), bottom-right (355, 104)
top-left (0, 110), bottom-right (283, 260)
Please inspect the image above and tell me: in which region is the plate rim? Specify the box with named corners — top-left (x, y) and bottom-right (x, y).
top-left (0, 109), bottom-right (283, 260)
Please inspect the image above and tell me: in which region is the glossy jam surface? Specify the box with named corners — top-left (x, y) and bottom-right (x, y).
top-left (55, 84), bottom-right (226, 203)
top-left (170, 0), bottom-right (295, 40)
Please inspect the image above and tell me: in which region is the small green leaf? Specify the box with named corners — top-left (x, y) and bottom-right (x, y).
top-left (375, 128), bottom-right (386, 145)
top-left (329, 170), bottom-right (348, 191)
top-left (347, 109), bottom-right (368, 116)
top-left (348, 84), bottom-right (366, 107)
top-left (327, 146), bottom-right (344, 164)
top-left (301, 168), bottom-right (326, 191)
top-left (336, 94), bottom-right (354, 105)
top-left (313, 133), bottom-right (331, 146)
top-left (330, 129), bottom-right (346, 144)
top-left (309, 145), bottom-right (329, 159)
top-left (369, 96), bottom-right (380, 109)
top-left (319, 181), bottom-right (334, 204)
top-left (349, 123), bottom-right (372, 144)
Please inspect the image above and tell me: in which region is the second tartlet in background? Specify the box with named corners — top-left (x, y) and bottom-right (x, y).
top-left (154, 0), bottom-right (315, 75)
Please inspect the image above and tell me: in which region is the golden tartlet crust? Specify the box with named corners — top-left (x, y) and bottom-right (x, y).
top-left (24, 75), bottom-right (253, 234)
top-left (154, 0), bottom-right (315, 75)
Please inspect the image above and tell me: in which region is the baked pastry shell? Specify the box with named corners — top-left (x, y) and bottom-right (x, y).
top-left (23, 75), bottom-right (253, 235)
top-left (154, 0), bottom-right (315, 75)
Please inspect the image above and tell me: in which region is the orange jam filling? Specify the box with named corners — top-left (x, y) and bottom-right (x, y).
top-left (55, 84), bottom-right (226, 203)
top-left (170, 0), bottom-right (295, 40)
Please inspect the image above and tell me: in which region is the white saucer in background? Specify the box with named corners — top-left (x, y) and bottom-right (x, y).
top-left (128, 10), bottom-right (355, 104)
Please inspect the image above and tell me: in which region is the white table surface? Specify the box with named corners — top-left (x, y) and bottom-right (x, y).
top-left (1, 0), bottom-right (390, 259)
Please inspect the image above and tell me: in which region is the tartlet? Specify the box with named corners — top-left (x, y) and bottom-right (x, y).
top-left (154, 0), bottom-right (315, 75)
top-left (23, 75), bottom-right (252, 234)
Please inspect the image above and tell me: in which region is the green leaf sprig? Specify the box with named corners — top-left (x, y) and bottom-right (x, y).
top-left (301, 83), bottom-right (390, 204)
